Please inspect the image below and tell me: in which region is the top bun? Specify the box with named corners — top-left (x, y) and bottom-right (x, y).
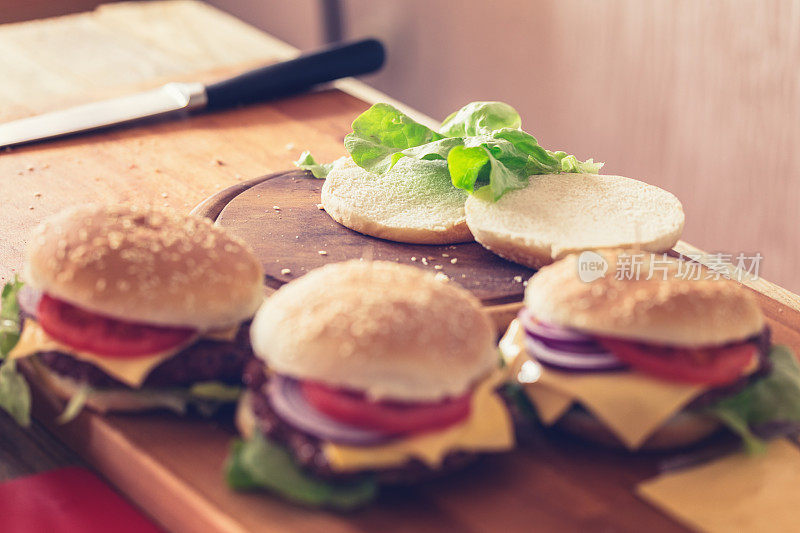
top-left (26, 204), bottom-right (264, 330)
top-left (524, 250), bottom-right (764, 347)
top-left (321, 157), bottom-right (472, 245)
top-left (250, 260), bottom-right (495, 401)
top-left (465, 173), bottom-right (684, 268)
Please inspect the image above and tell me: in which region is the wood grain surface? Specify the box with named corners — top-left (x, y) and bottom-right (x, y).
top-left (195, 170), bottom-right (533, 305)
top-left (3, 2), bottom-right (800, 532)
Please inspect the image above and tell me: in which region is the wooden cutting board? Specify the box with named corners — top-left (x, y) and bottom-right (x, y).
top-left (191, 170), bottom-right (534, 308)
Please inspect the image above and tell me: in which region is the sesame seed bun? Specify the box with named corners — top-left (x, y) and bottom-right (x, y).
top-left (250, 260), bottom-right (495, 402)
top-left (25, 204), bottom-right (264, 330)
top-left (464, 174), bottom-right (684, 268)
top-left (524, 250), bottom-right (764, 347)
top-left (321, 157), bottom-right (473, 245)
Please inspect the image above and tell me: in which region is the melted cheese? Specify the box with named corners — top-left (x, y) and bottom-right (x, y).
top-left (8, 319), bottom-right (240, 388)
top-left (500, 319), bottom-right (756, 450)
top-left (322, 370), bottom-right (515, 471)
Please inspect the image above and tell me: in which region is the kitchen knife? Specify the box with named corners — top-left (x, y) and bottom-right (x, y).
top-left (0, 38), bottom-right (385, 148)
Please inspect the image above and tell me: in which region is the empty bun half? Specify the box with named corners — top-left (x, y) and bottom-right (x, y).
top-left (321, 157), bottom-right (473, 244)
top-left (25, 204), bottom-right (264, 330)
top-left (524, 250), bottom-right (764, 347)
top-left (250, 260), bottom-right (495, 402)
top-left (464, 173), bottom-right (684, 268)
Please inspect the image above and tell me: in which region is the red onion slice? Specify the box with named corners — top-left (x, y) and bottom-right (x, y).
top-left (524, 336), bottom-right (627, 372)
top-left (16, 286), bottom-right (42, 318)
top-left (268, 375), bottom-right (391, 446)
top-left (518, 308), bottom-right (593, 342)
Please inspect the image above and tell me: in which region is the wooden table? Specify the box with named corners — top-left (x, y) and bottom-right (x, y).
top-left (2, 2), bottom-right (800, 532)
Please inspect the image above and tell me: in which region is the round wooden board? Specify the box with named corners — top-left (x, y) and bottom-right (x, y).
top-left (192, 170), bottom-right (533, 322)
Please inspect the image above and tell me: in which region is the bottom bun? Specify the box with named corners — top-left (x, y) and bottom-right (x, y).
top-left (31, 361), bottom-right (189, 414)
top-left (556, 408), bottom-right (721, 451)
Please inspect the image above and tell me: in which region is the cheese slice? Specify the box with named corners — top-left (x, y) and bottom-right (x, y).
top-left (322, 369), bottom-right (514, 471)
top-left (637, 439), bottom-right (800, 532)
top-left (8, 319), bottom-right (240, 388)
top-left (499, 319), bottom-right (755, 450)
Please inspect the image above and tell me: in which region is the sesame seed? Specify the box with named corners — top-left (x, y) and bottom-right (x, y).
top-left (434, 272), bottom-right (450, 282)
top-left (213, 158), bottom-right (225, 166)
top-left (161, 192), bottom-right (168, 198)
top-left (450, 258), bottom-right (458, 264)
top-left (28, 205), bottom-right (34, 210)
top-left (318, 250), bottom-right (328, 255)
top-left (410, 256), bottom-right (417, 262)
top-left (514, 276), bottom-right (523, 283)
top-left (281, 268), bottom-right (291, 275)
top-left (442, 253), bottom-right (450, 258)
top-left (273, 205), bottom-right (281, 210)
top-left (421, 258), bottom-right (428, 265)
top-left (316, 203), bottom-right (325, 210)
top-left (434, 265), bottom-right (443, 270)
top-left (285, 143), bottom-right (295, 151)
top-left (33, 192), bottom-right (42, 198)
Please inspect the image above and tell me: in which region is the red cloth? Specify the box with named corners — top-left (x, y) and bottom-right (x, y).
top-left (0, 467), bottom-right (162, 533)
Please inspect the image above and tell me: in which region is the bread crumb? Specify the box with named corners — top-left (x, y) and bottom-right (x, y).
top-left (434, 272), bottom-right (450, 282)
top-left (316, 203), bottom-right (325, 210)
top-left (513, 276), bottom-right (523, 283)
top-left (434, 265), bottom-right (443, 270)
top-left (318, 250), bottom-right (328, 255)
top-left (281, 268), bottom-right (291, 275)
top-left (450, 258), bottom-right (458, 264)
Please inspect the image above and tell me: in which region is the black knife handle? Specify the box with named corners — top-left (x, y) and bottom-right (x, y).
top-left (205, 38), bottom-right (385, 110)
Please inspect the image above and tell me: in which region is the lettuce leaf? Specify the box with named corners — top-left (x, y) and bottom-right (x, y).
top-left (294, 151), bottom-right (335, 179)
top-left (0, 279), bottom-right (30, 426)
top-left (57, 384), bottom-right (91, 424)
top-left (225, 433), bottom-right (377, 510)
top-left (705, 345), bottom-right (800, 453)
top-left (343, 101), bottom-right (601, 200)
top-left (439, 101), bottom-right (522, 137)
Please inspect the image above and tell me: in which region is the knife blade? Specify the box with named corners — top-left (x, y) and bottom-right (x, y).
top-left (0, 38), bottom-right (384, 148)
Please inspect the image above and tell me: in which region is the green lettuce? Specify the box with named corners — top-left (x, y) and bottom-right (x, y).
top-left (294, 151), bottom-right (335, 179)
top-left (0, 279), bottom-right (30, 426)
top-left (705, 345), bottom-right (800, 453)
top-left (54, 381), bottom-right (244, 422)
top-left (342, 101), bottom-right (602, 200)
top-left (226, 433), bottom-right (377, 510)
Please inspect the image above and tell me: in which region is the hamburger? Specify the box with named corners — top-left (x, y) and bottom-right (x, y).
top-left (500, 250), bottom-right (800, 452)
top-left (227, 260), bottom-right (515, 508)
top-left (5, 204), bottom-right (263, 417)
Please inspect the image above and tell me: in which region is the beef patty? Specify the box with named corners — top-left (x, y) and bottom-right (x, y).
top-left (36, 321), bottom-right (253, 388)
top-left (242, 359), bottom-right (479, 484)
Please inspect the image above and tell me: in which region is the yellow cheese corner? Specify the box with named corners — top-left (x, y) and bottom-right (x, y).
top-left (322, 370), bottom-right (515, 472)
top-left (8, 319), bottom-right (194, 388)
top-left (500, 319), bottom-right (708, 450)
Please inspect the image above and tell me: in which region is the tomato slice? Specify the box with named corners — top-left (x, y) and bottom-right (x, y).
top-left (37, 294), bottom-right (196, 358)
top-left (301, 381), bottom-right (472, 436)
top-left (598, 338), bottom-right (758, 386)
